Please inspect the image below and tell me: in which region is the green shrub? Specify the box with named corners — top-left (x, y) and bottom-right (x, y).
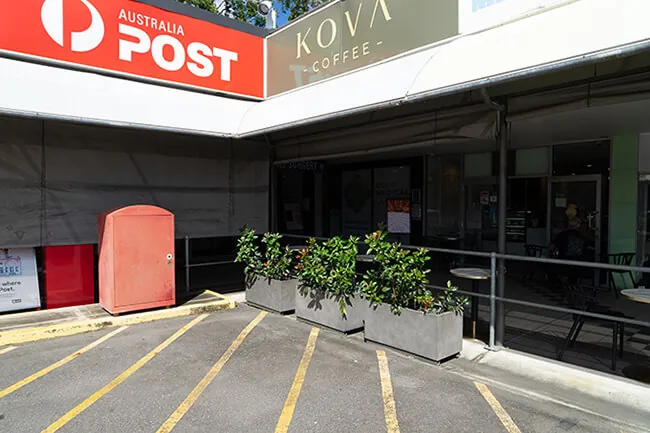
top-left (415, 280), bottom-right (468, 315)
top-left (294, 236), bottom-right (359, 317)
top-left (261, 232), bottom-right (293, 280)
top-left (361, 228), bottom-right (467, 315)
top-left (235, 227), bottom-right (293, 283)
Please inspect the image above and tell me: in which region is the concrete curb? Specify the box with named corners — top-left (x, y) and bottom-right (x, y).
top-left (459, 339), bottom-right (650, 418)
top-left (0, 298), bottom-right (236, 347)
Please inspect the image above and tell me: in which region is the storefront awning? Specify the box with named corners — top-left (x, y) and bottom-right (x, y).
top-left (0, 57), bottom-right (256, 138)
top-left (2, 0), bottom-right (649, 140)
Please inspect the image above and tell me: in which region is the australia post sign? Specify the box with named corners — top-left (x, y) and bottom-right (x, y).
top-left (0, 0), bottom-right (264, 98)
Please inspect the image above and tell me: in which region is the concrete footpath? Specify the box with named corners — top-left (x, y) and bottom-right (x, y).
top-left (449, 339), bottom-right (650, 429)
top-left (0, 290), bottom-right (235, 346)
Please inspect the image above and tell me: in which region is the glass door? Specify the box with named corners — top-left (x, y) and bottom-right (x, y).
top-left (550, 175), bottom-right (602, 284)
top-left (464, 179), bottom-right (498, 252)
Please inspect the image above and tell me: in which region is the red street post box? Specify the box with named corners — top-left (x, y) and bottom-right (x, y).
top-left (98, 205), bottom-right (175, 315)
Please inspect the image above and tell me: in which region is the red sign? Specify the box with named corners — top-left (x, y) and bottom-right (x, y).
top-left (0, 0), bottom-right (264, 98)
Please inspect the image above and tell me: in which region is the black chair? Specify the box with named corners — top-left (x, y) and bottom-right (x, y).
top-left (607, 253), bottom-right (638, 299)
top-left (557, 283), bottom-right (625, 370)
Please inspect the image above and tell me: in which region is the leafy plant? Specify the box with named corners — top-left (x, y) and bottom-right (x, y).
top-left (362, 228), bottom-right (468, 315)
top-left (235, 226), bottom-right (263, 285)
top-left (294, 236), bottom-right (359, 317)
top-left (415, 281), bottom-right (468, 315)
top-left (235, 227), bottom-right (293, 284)
top-left (361, 228), bottom-right (431, 315)
top-left (261, 232), bottom-right (293, 280)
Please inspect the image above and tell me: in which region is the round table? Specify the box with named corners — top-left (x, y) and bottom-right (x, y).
top-left (450, 268), bottom-right (491, 339)
top-left (621, 289), bottom-right (650, 304)
top-left (621, 289), bottom-right (650, 383)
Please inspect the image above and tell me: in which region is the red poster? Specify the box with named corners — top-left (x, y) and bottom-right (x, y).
top-left (0, 0), bottom-right (264, 98)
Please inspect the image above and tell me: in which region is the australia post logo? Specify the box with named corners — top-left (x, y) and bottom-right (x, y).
top-left (41, 0), bottom-right (105, 53)
top-left (0, 0), bottom-right (264, 98)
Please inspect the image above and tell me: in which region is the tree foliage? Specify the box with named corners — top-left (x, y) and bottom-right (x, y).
top-left (222, 0), bottom-right (266, 27)
top-left (278, 0), bottom-right (328, 21)
top-left (175, 0), bottom-right (218, 13)
top-left (175, 0), bottom-right (329, 27)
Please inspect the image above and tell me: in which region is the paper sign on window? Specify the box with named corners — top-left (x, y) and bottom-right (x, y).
top-left (387, 200), bottom-right (411, 234)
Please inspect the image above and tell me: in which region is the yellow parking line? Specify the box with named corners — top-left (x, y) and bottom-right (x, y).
top-left (0, 327), bottom-right (127, 400)
top-left (474, 382), bottom-right (522, 433)
top-left (156, 311), bottom-right (267, 433)
top-left (42, 314), bottom-right (208, 433)
top-left (275, 327), bottom-right (320, 433)
top-left (0, 346), bottom-right (17, 355)
top-left (377, 350), bottom-right (401, 433)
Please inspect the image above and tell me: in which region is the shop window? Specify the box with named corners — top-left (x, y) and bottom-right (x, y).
top-left (374, 166), bottom-right (410, 232)
top-left (553, 141), bottom-right (610, 176)
top-left (508, 177), bottom-right (548, 246)
top-left (516, 148), bottom-right (549, 176)
top-left (426, 156), bottom-right (461, 235)
top-left (464, 152), bottom-right (492, 178)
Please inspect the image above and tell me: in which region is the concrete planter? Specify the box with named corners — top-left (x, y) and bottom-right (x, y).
top-left (295, 287), bottom-right (364, 333)
top-left (246, 278), bottom-right (297, 314)
top-left (365, 303), bottom-right (463, 362)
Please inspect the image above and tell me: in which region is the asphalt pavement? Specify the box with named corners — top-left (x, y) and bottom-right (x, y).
top-left (0, 304), bottom-right (646, 433)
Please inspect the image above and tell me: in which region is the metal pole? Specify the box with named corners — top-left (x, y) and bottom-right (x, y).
top-left (267, 138), bottom-right (278, 233)
top-left (489, 252), bottom-right (497, 350)
top-left (496, 108), bottom-right (508, 346)
top-left (185, 235), bottom-right (190, 292)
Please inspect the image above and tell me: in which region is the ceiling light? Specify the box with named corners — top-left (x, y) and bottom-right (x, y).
top-left (587, 164), bottom-right (592, 168)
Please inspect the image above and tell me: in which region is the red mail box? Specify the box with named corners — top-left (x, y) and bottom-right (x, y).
top-left (43, 245), bottom-right (95, 309)
top-left (98, 205), bottom-right (175, 315)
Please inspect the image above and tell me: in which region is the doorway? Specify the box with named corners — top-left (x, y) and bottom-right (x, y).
top-left (549, 175), bottom-right (602, 284)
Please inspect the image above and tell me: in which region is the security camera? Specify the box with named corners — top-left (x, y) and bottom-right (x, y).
top-left (257, 0), bottom-right (273, 16)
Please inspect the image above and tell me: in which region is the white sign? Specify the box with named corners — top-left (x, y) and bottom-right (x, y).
top-left (459, 0), bottom-right (570, 34)
top-left (0, 248), bottom-right (41, 313)
top-left (388, 212), bottom-right (411, 234)
top-left (387, 200), bottom-right (411, 234)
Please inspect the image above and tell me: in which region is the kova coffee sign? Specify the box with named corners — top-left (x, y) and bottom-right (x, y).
top-left (0, 0), bottom-right (264, 98)
top-left (266, 0), bottom-right (459, 96)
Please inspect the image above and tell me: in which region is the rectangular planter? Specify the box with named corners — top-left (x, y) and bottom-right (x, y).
top-left (365, 303), bottom-right (463, 362)
top-left (246, 278), bottom-right (297, 314)
top-left (295, 288), bottom-right (364, 333)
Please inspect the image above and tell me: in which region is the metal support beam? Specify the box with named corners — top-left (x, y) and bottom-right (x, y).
top-left (488, 252), bottom-right (497, 350)
top-left (265, 135), bottom-right (277, 232)
top-left (185, 235), bottom-right (191, 292)
top-left (496, 108), bottom-right (508, 346)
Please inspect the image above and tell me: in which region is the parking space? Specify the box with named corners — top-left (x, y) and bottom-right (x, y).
top-left (0, 305), bottom-right (644, 433)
